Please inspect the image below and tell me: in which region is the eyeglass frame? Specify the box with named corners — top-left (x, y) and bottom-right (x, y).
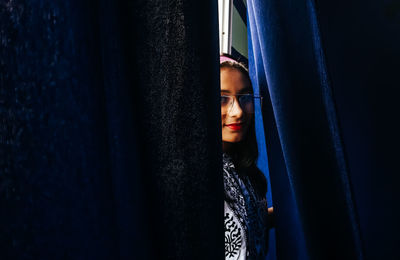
top-left (220, 94), bottom-right (263, 114)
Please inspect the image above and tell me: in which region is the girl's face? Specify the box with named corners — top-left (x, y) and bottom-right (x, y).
top-left (220, 67), bottom-right (253, 144)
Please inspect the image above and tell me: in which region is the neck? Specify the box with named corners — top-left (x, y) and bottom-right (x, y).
top-left (222, 141), bottom-right (234, 153)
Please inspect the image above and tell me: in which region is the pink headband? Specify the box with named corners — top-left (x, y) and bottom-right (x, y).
top-left (220, 55), bottom-right (237, 63)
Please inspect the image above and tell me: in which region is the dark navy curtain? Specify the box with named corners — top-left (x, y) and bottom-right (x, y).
top-left (0, 1), bottom-right (223, 259)
top-left (248, 0), bottom-right (400, 259)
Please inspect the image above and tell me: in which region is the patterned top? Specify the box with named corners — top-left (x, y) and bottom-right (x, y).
top-left (223, 153), bottom-right (269, 260)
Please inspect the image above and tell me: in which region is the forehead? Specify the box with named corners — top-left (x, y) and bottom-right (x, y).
top-left (220, 68), bottom-right (251, 94)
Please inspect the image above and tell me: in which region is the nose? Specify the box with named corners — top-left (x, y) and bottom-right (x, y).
top-left (228, 98), bottom-right (244, 118)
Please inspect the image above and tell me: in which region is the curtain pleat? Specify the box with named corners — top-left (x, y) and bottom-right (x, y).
top-left (0, 1), bottom-right (223, 259)
top-left (247, 0), bottom-right (364, 259)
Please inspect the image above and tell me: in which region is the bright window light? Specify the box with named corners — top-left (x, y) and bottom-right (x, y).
top-left (218, 0), bottom-right (233, 54)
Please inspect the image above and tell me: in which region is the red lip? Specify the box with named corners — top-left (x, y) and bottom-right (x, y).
top-left (226, 123), bottom-right (243, 131)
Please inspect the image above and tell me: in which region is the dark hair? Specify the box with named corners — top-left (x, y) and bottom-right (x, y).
top-left (220, 57), bottom-right (268, 198)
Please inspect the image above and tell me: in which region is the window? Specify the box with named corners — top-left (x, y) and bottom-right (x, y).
top-left (218, 0), bottom-right (248, 63)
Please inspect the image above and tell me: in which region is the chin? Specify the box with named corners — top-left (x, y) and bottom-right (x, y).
top-left (222, 134), bottom-right (244, 143)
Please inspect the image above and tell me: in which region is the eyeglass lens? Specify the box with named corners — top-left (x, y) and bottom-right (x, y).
top-left (221, 95), bottom-right (258, 114)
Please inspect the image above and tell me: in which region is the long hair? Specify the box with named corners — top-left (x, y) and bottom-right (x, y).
top-left (220, 58), bottom-right (268, 198)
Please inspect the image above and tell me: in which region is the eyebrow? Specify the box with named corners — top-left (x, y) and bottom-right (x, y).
top-left (220, 87), bottom-right (252, 94)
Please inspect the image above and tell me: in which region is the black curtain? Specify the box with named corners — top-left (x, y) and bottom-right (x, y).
top-left (316, 1), bottom-right (400, 259)
top-left (0, 1), bottom-right (223, 259)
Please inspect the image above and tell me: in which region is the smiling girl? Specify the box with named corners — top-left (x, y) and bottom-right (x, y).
top-left (221, 55), bottom-right (272, 260)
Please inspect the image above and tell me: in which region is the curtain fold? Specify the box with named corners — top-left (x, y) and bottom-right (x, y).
top-left (247, 3), bottom-right (309, 260)
top-left (314, 1), bottom-right (400, 259)
top-left (0, 1), bottom-right (223, 259)
top-left (247, 0), bottom-right (364, 259)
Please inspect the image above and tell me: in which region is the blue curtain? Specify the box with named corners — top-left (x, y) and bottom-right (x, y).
top-left (248, 0), bottom-right (400, 259)
top-left (0, 0), bottom-right (224, 259)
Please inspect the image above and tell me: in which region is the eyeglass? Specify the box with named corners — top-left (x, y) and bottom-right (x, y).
top-left (221, 94), bottom-right (262, 114)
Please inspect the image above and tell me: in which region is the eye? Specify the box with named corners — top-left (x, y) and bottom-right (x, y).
top-left (220, 96), bottom-right (231, 105)
top-left (239, 95), bottom-right (255, 113)
top-left (239, 94), bottom-right (253, 105)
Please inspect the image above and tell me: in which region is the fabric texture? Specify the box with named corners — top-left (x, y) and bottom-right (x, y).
top-left (0, 0), bottom-right (223, 259)
top-left (225, 201), bottom-right (247, 260)
top-left (247, 0), bottom-right (366, 259)
top-left (223, 153), bottom-right (269, 260)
